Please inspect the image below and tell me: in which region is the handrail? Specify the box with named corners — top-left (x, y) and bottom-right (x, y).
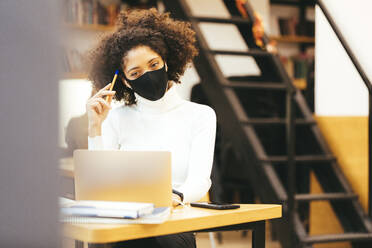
top-left (316, 0), bottom-right (372, 217)
top-left (317, 0), bottom-right (372, 92)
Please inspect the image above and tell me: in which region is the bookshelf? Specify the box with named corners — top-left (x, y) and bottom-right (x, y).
top-left (269, 0), bottom-right (315, 44)
top-left (61, 0), bottom-right (157, 80)
top-left (269, 0), bottom-right (315, 92)
top-left (61, 0), bottom-right (123, 80)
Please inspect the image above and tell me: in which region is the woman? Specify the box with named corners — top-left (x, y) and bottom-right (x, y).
top-left (86, 8), bottom-right (216, 248)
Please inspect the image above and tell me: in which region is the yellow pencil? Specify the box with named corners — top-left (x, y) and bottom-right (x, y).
top-left (106, 69), bottom-right (119, 102)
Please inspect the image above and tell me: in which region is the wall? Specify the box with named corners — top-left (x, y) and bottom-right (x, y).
top-left (315, 1), bottom-right (370, 116)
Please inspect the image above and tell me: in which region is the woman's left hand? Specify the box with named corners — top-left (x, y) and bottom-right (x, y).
top-left (172, 193), bottom-right (182, 207)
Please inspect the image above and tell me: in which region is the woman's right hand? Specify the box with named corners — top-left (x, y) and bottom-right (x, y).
top-left (86, 83), bottom-right (116, 137)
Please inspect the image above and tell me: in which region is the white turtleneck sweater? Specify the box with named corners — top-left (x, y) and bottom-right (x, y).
top-left (88, 85), bottom-right (217, 203)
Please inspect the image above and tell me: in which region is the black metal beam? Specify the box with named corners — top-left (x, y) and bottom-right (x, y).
top-left (370, 95), bottom-right (372, 217)
top-left (208, 49), bottom-right (271, 57)
top-left (286, 89), bottom-right (297, 248)
top-left (190, 16), bottom-right (251, 25)
top-left (295, 193), bottom-right (358, 202)
top-left (270, 0), bottom-right (315, 6)
top-left (260, 154), bottom-right (336, 163)
top-left (223, 82), bottom-right (287, 90)
top-left (241, 118), bottom-right (316, 125)
top-left (303, 233), bottom-right (372, 245)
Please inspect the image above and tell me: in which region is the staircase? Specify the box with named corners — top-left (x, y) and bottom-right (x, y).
top-left (163, 0), bottom-right (372, 247)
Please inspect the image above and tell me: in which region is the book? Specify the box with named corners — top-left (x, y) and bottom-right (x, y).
top-left (63, 0), bottom-right (126, 26)
top-left (59, 198), bottom-right (155, 219)
top-left (279, 54), bottom-right (314, 90)
top-left (60, 207), bottom-right (171, 224)
top-left (278, 17), bottom-right (297, 36)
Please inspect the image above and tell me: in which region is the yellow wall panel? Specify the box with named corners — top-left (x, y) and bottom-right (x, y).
top-left (309, 116), bottom-right (368, 248)
top-left (315, 116), bottom-right (368, 211)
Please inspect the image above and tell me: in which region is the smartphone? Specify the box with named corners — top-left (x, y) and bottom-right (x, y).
top-left (190, 202), bottom-right (240, 210)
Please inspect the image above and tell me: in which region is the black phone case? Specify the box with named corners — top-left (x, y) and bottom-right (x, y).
top-left (190, 202), bottom-right (240, 210)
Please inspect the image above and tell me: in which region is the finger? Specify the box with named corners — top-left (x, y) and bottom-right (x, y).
top-left (92, 102), bottom-right (102, 114)
top-left (93, 106), bottom-right (100, 115)
top-left (90, 103), bottom-right (100, 115)
top-left (93, 83), bottom-right (112, 98)
top-left (172, 200), bottom-right (180, 207)
top-left (96, 90), bottom-right (116, 98)
top-left (106, 95), bottom-right (113, 105)
top-left (86, 100), bottom-right (97, 111)
top-left (97, 100), bottom-right (107, 113)
top-left (96, 98), bottom-right (111, 110)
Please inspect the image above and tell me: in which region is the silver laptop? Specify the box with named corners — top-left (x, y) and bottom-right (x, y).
top-left (73, 150), bottom-right (172, 207)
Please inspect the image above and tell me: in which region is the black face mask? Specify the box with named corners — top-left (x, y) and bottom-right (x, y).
top-left (125, 66), bottom-right (168, 101)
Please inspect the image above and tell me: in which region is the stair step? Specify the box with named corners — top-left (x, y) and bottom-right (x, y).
top-left (208, 49), bottom-right (271, 57)
top-left (223, 81), bottom-right (287, 90)
top-left (302, 233), bottom-right (372, 244)
top-left (260, 155), bottom-right (336, 163)
top-left (295, 193), bottom-right (358, 202)
top-left (242, 118), bottom-right (316, 125)
top-left (271, 0), bottom-right (315, 7)
top-left (191, 16), bottom-right (251, 24)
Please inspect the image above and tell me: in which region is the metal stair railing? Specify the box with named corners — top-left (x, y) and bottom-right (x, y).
top-left (227, 1), bottom-right (372, 247)
top-left (163, 0), bottom-right (372, 247)
top-left (316, 0), bottom-right (372, 217)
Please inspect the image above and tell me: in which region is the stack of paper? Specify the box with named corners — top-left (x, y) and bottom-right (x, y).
top-left (60, 199), bottom-right (154, 219)
top-left (59, 197), bottom-right (170, 224)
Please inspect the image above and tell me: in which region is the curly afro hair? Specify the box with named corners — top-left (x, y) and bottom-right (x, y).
top-left (86, 8), bottom-right (198, 105)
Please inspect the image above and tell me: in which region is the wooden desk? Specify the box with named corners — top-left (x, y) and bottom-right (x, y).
top-left (60, 158), bottom-right (282, 247)
top-left (63, 204), bottom-right (281, 248)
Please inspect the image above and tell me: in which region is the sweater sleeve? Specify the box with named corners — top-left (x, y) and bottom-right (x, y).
top-left (178, 106), bottom-right (217, 203)
top-left (87, 110), bottom-right (120, 150)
